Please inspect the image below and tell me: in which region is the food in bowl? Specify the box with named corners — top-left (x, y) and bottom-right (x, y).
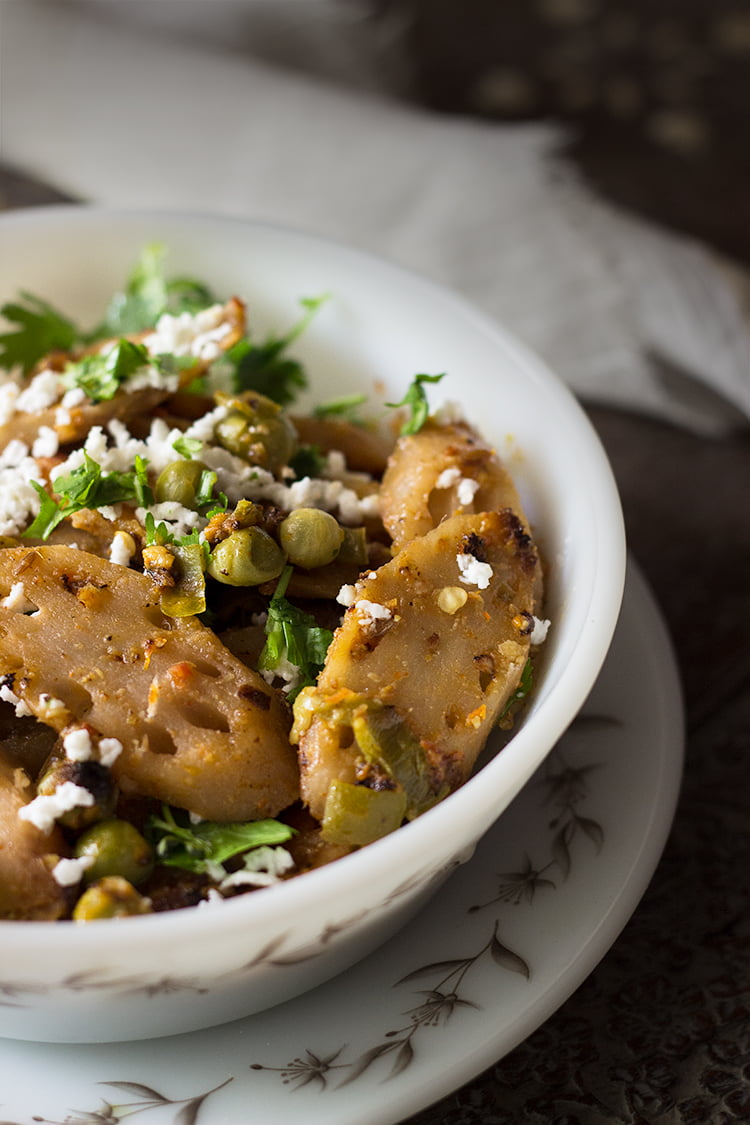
top-left (0, 244), bottom-right (548, 923)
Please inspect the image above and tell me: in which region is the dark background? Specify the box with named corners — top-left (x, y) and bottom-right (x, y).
top-left (377, 0), bottom-right (750, 266)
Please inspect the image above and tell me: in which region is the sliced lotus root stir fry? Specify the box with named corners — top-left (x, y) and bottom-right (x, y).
top-left (379, 417), bottom-right (533, 549)
top-left (0, 297), bottom-right (246, 456)
top-left (293, 510), bottom-right (542, 842)
top-left (0, 546), bottom-right (299, 822)
top-left (0, 247), bottom-right (548, 920)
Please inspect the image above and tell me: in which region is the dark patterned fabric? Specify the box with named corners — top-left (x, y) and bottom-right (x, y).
top-left (377, 0), bottom-right (750, 264)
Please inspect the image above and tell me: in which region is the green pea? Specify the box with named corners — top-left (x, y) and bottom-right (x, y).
top-left (72, 876), bottom-right (152, 921)
top-left (279, 508), bottom-right (345, 569)
top-left (208, 527), bottom-right (286, 586)
top-left (213, 392), bottom-right (297, 474)
top-left (75, 818), bottom-right (154, 887)
top-left (154, 459), bottom-right (211, 509)
top-left (36, 759), bottom-right (117, 831)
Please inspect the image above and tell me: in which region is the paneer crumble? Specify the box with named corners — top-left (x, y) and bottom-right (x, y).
top-left (0, 245), bottom-right (547, 922)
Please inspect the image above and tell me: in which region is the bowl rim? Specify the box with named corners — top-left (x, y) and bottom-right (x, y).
top-left (0, 203), bottom-right (627, 948)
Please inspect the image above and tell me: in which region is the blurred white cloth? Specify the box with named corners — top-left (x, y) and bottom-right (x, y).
top-left (1, 0), bottom-right (748, 434)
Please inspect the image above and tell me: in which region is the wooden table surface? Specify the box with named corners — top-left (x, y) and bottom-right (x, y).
top-left (1, 166), bottom-right (748, 1125)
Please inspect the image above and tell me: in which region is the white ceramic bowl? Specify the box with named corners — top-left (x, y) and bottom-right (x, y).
top-left (0, 206), bottom-right (626, 1043)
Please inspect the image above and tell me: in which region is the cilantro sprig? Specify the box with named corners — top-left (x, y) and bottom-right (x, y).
top-left (288, 443), bottom-right (326, 480)
top-left (171, 434), bottom-right (203, 460)
top-left (98, 243), bottom-right (216, 337)
top-left (143, 477), bottom-right (227, 564)
top-left (1, 246), bottom-right (324, 414)
top-left (60, 339), bottom-right (148, 402)
top-left (226, 294), bottom-right (328, 406)
top-left (146, 804), bottom-right (295, 875)
top-left (24, 453), bottom-right (153, 540)
top-left (60, 339), bottom-right (194, 403)
top-left (258, 565), bottom-right (333, 699)
top-left (144, 512), bottom-right (201, 550)
top-left (0, 293), bottom-right (79, 375)
top-left (387, 372), bottom-right (446, 436)
top-left (0, 244), bottom-right (217, 378)
top-left (312, 392), bottom-right (367, 422)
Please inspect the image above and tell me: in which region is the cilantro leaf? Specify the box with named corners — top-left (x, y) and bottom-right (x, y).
top-left (228, 294), bottom-right (328, 407)
top-left (144, 511), bottom-right (172, 547)
top-left (132, 455), bottom-right (152, 506)
top-left (0, 246), bottom-right (219, 376)
top-left (205, 492), bottom-right (229, 518)
top-left (288, 443), bottom-right (326, 480)
top-left (60, 338), bottom-right (151, 402)
top-left (312, 392), bottom-right (367, 421)
top-left (165, 277), bottom-right (216, 314)
top-left (23, 453), bottom-right (155, 540)
top-left (232, 347), bottom-right (308, 406)
top-left (60, 340), bottom-right (192, 403)
top-left (172, 435), bottom-right (203, 460)
top-left (53, 452), bottom-right (152, 510)
top-left (23, 481), bottom-right (68, 539)
top-left (0, 292), bottom-right (79, 375)
top-left (146, 805), bottom-right (295, 875)
top-left (99, 243), bottom-right (170, 336)
top-left (97, 244), bottom-right (218, 337)
top-left (387, 373), bottom-right (446, 436)
top-left (281, 294), bottom-right (329, 348)
top-left (144, 512), bottom-right (211, 567)
top-left (259, 566), bottom-right (333, 699)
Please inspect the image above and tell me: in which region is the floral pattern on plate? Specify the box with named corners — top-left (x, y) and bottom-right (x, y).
top-left (0, 563), bottom-right (684, 1125)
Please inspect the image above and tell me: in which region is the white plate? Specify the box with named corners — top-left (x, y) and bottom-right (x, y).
top-left (0, 560), bottom-right (682, 1124)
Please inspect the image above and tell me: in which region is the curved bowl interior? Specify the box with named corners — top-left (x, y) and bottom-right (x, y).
top-left (0, 206), bottom-right (626, 1042)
